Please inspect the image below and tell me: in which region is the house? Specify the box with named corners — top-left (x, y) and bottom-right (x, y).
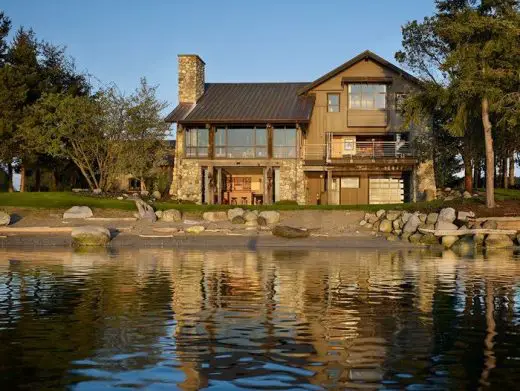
top-left (165, 51), bottom-right (436, 205)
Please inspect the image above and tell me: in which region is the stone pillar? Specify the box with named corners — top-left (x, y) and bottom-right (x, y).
top-left (416, 160), bottom-right (436, 201)
top-left (178, 54), bottom-right (205, 103)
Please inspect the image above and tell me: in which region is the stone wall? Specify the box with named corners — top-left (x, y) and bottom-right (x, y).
top-left (416, 160), bottom-right (437, 201)
top-left (279, 160), bottom-right (306, 204)
top-left (178, 55), bottom-right (205, 103)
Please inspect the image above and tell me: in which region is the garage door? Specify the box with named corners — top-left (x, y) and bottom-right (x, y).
top-left (369, 177), bottom-right (404, 204)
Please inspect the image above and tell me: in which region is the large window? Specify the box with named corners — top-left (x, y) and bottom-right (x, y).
top-left (215, 126), bottom-right (267, 158)
top-left (273, 126), bottom-right (297, 158)
top-left (348, 84), bottom-right (386, 110)
top-left (185, 127), bottom-right (209, 157)
top-left (327, 93), bottom-right (340, 112)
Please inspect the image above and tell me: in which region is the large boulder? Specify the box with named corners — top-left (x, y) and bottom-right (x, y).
top-left (441, 235), bottom-right (459, 249)
top-left (435, 220), bottom-right (459, 231)
top-left (0, 211), bottom-right (10, 226)
top-left (258, 211), bottom-right (280, 225)
top-left (452, 236), bottom-right (476, 255)
top-left (392, 219), bottom-right (403, 230)
top-left (376, 209), bottom-right (386, 218)
top-left (426, 213), bottom-right (439, 225)
top-left (272, 225), bottom-right (310, 239)
top-left (63, 206), bottom-right (93, 219)
top-left (457, 211), bottom-right (475, 223)
top-left (203, 211), bottom-right (228, 222)
top-left (152, 190), bottom-right (161, 199)
top-left (231, 216), bottom-right (246, 224)
top-left (71, 226), bottom-right (111, 247)
top-left (134, 199), bottom-right (157, 223)
top-left (403, 213), bottom-right (421, 233)
top-left (485, 234), bottom-right (513, 248)
top-left (365, 213), bottom-right (379, 224)
top-left (161, 209), bottom-right (182, 222)
top-left (401, 212), bottom-right (412, 224)
top-left (385, 211), bottom-right (401, 221)
top-left (379, 219), bottom-right (393, 233)
top-left (243, 211), bottom-right (258, 222)
top-left (227, 208), bottom-right (244, 221)
top-left (438, 207), bottom-right (456, 223)
top-left (482, 220), bottom-right (498, 229)
top-left (420, 233), bottom-right (439, 245)
top-left (186, 225), bottom-right (205, 234)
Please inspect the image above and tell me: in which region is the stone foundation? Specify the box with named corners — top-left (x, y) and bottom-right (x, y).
top-left (279, 160), bottom-right (306, 204)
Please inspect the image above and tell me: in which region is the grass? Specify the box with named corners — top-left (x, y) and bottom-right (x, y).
top-left (485, 188), bottom-right (520, 201)
top-left (0, 191), bottom-right (486, 215)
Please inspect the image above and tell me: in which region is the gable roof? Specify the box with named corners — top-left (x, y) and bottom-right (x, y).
top-left (165, 83), bottom-right (315, 124)
top-left (297, 50), bottom-right (421, 95)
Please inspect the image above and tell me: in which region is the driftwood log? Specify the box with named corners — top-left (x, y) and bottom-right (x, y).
top-left (419, 228), bottom-right (518, 236)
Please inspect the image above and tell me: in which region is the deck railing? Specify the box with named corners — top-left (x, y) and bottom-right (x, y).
top-left (304, 140), bottom-right (413, 162)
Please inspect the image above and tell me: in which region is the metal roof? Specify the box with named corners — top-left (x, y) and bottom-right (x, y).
top-left (165, 83), bottom-right (315, 124)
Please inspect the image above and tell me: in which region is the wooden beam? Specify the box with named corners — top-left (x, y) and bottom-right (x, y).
top-left (419, 228), bottom-right (518, 236)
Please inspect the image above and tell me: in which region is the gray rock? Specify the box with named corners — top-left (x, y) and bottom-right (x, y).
top-left (419, 223), bottom-right (435, 231)
top-left (385, 210), bottom-right (401, 221)
top-left (152, 190), bottom-right (161, 199)
top-left (63, 206), bottom-right (93, 219)
top-left (463, 191), bottom-right (472, 199)
top-left (155, 210), bottom-right (163, 219)
top-left (379, 219), bottom-right (393, 233)
top-left (71, 226), bottom-right (111, 247)
top-left (231, 216), bottom-right (246, 224)
top-left (203, 211), bottom-right (228, 222)
top-left (359, 220), bottom-right (367, 226)
top-left (243, 211), bottom-right (258, 222)
top-left (418, 214), bottom-right (427, 223)
top-left (420, 233), bottom-right (439, 245)
top-left (0, 211), bottom-right (10, 226)
top-left (272, 225), bottom-right (310, 239)
top-left (435, 220), bottom-right (459, 231)
top-left (485, 234), bottom-right (513, 248)
top-left (392, 219), bottom-right (402, 230)
top-left (403, 213), bottom-right (421, 233)
top-left (140, 190), bottom-right (149, 197)
top-left (92, 188), bottom-right (102, 195)
top-left (426, 213), bottom-right (439, 225)
top-left (365, 213), bottom-right (379, 224)
top-left (401, 212), bottom-right (412, 224)
top-left (444, 187), bottom-right (452, 192)
top-left (228, 208), bottom-right (245, 221)
top-left (438, 207), bottom-right (456, 223)
top-left (259, 211), bottom-right (280, 225)
top-left (376, 209), bottom-right (386, 218)
top-left (257, 216), bottom-right (267, 226)
top-left (186, 225), bottom-right (205, 234)
top-left (409, 233), bottom-right (423, 244)
top-left (161, 209), bottom-right (182, 222)
top-left (134, 199), bottom-right (157, 223)
top-left (441, 235), bottom-right (459, 249)
top-left (474, 233), bottom-right (485, 246)
top-left (482, 220), bottom-right (498, 229)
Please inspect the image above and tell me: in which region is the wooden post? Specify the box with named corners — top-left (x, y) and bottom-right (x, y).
top-left (217, 167), bottom-right (222, 205)
top-left (326, 170), bottom-right (332, 205)
top-left (208, 165), bottom-right (215, 204)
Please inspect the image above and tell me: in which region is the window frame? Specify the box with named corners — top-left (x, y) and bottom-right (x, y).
top-left (327, 93), bottom-right (341, 113)
top-left (185, 127), bottom-right (209, 158)
top-left (348, 84), bottom-right (387, 110)
top-left (340, 176), bottom-right (360, 189)
top-left (214, 125), bottom-right (268, 159)
top-left (273, 126), bottom-right (298, 159)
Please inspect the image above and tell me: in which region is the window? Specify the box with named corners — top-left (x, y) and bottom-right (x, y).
top-left (185, 127), bottom-right (209, 157)
top-left (327, 93), bottom-right (340, 112)
top-left (343, 139), bottom-right (354, 152)
top-left (348, 84), bottom-right (386, 110)
top-left (340, 177), bottom-right (359, 189)
top-left (128, 178), bottom-right (141, 191)
top-left (273, 126), bottom-right (297, 158)
top-left (215, 126), bottom-right (267, 158)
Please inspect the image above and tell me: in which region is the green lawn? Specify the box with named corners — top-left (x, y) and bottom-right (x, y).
top-left (0, 191), bottom-right (484, 214)
top-left (485, 188), bottom-right (520, 201)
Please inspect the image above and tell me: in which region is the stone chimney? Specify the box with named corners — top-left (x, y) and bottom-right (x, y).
top-left (178, 54), bottom-right (205, 103)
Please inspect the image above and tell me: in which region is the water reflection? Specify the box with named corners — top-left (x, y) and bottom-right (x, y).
top-left (1, 248), bottom-right (520, 389)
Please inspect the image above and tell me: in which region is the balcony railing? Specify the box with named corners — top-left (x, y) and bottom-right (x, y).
top-left (304, 140), bottom-right (413, 162)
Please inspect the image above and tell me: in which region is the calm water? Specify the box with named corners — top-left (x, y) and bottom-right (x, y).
top-left (1, 248), bottom-right (520, 390)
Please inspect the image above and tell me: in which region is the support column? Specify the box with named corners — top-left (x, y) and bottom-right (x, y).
top-left (217, 167), bottom-right (222, 205)
top-left (264, 166), bottom-right (273, 205)
top-left (326, 170), bottom-right (333, 205)
top-left (208, 165), bottom-right (215, 205)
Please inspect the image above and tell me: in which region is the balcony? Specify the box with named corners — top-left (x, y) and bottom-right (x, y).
top-left (304, 138), bottom-right (414, 164)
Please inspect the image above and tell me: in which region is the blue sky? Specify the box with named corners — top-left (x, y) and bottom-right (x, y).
top-left (2, 0), bottom-right (436, 114)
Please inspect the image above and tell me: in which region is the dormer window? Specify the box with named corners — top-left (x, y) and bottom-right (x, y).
top-left (348, 84), bottom-right (386, 110)
top-left (327, 93), bottom-right (340, 112)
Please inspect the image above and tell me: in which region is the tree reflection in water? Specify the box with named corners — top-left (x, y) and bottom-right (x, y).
top-left (0, 247), bottom-right (520, 389)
